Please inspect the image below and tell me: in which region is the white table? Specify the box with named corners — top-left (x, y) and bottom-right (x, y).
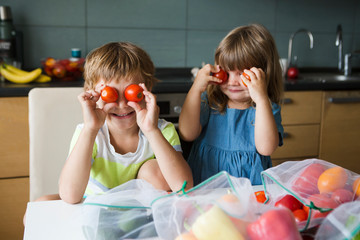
top-left (24, 186), bottom-right (263, 240)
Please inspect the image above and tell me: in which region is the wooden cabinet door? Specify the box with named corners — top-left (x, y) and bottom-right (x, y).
top-left (0, 97), bottom-right (29, 178)
top-left (0, 177), bottom-right (29, 239)
top-left (320, 91), bottom-right (360, 174)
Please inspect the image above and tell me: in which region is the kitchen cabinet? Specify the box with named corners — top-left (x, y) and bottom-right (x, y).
top-left (0, 97), bottom-right (29, 239)
top-left (319, 91), bottom-right (360, 174)
top-left (271, 91), bottom-right (322, 165)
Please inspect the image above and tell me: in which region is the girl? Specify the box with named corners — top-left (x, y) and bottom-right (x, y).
top-left (178, 24), bottom-right (284, 185)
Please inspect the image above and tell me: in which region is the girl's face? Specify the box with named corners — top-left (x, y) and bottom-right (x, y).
top-left (220, 69), bottom-right (251, 107)
top-left (95, 77), bottom-right (146, 132)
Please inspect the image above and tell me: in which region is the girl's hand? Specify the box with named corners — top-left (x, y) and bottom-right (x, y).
top-left (77, 90), bottom-right (107, 131)
top-left (127, 83), bottom-right (159, 134)
top-left (192, 64), bottom-right (223, 93)
top-left (241, 67), bottom-right (269, 104)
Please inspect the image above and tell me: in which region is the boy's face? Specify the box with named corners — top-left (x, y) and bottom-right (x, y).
top-left (95, 77), bottom-right (146, 131)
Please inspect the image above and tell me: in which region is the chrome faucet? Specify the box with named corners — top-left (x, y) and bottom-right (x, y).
top-left (335, 24), bottom-right (343, 71)
top-left (287, 29), bottom-right (314, 69)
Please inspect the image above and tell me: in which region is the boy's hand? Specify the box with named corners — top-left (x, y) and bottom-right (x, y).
top-left (192, 64), bottom-right (223, 93)
top-left (241, 67), bottom-right (269, 104)
top-left (127, 83), bottom-right (159, 134)
top-left (78, 90), bottom-right (107, 131)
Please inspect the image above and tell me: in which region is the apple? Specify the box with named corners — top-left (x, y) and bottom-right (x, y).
top-left (287, 67), bottom-right (299, 79)
top-left (246, 208), bottom-right (302, 240)
top-left (304, 193), bottom-right (339, 219)
top-left (291, 163), bottom-right (326, 198)
top-left (52, 64), bottom-right (66, 78)
top-left (331, 188), bottom-right (354, 204)
top-left (275, 194), bottom-right (303, 212)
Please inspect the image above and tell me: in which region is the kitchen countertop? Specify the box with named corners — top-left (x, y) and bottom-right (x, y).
top-left (1, 68), bottom-right (360, 97)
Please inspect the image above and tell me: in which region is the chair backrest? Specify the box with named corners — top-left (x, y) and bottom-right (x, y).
top-left (28, 87), bottom-right (83, 201)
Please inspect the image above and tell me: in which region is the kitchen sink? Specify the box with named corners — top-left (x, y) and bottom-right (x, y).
top-left (298, 72), bottom-right (360, 83)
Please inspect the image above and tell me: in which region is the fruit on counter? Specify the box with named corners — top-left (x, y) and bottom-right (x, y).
top-left (191, 205), bottom-right (244, 240)
top-left (44, 57), bottom-right (56, 68)
top-left (52, 64), bottom-right (66, 78)
top-left (212, 68), bottom-right (228, 84)
top-left (304, 193), bottom-right (339, 218)
top-left (41, 56), bottom-right (84, 81)
top-left (1, 63), bottom-right (51, 83)
top-left (175, 230), bottom-right (198, 240)
top-left (254, 190), bottom-right (267, 203)
top-left (0, 63), bottom-right (42, 84)
top-left (292, 163), bottom-right (326, 197)
top-left (275, 194), bottom-right (303, 212)
top-left (101, 86), bottom-right (119, 103)
top-left (242, 72), bottom-right (251, 87)
top-left (287, 67), bottom-right (299, 79)
top-left (246, 208), bottom-right (302, 240)
top-left (353, 177), bottom-right (360, 197)
top-left (124, 84), bottom-right (144, 102)
top-left (317, 166), bottom-right (348, 194)
top-left (331, 188), bottom-right (354, 204)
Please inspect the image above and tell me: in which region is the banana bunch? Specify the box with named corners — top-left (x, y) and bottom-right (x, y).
top-left (0, 63), bottom-right (51, 84)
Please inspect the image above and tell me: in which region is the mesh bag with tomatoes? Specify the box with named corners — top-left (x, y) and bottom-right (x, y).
top-left (82, 179), bottom-right (167, 240)
top-left (315, 201), bottom-right (360, 240)
top-left (151, 171), bottom-right (258, 240)
top-left (260, 158), bottom-right (360, 231)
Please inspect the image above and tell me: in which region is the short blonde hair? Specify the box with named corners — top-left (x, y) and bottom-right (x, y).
top-left (83, 42), bottom-right (158, 90)
top-left (208, 24), bottom-right (283, 113)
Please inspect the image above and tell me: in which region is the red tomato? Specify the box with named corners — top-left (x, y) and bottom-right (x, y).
top-left (331, 188), bottom-right (354, 204)
top-left (275, 194), bottom-right (303, 212)
top-left (212, 68), bottom-right (228, 84)
top-left (242, 72), bottom-right (250, 87)
top-left (101, 86), bottom-right (118, 103)
top-left (292, 209), bottom-right (308, 223)
top-left (255, 190), bottom-right (267, 203)
top-left (287, 67), bottom-right (299, 79)
top-left (246, 208), bottom-right (302, 240)
top-left (124, 84), bottom-right (144, 102)
top-left (292, 163), bottom-right (326, 198)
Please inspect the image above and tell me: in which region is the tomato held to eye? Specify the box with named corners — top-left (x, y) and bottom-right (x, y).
top-left (101, 86), bottom-right (119, 103)
top-left (212, 68), bottom-right (228, 84)
top-left (242, 72), bottom-right (251, 87)
top-left (124, 84), bottom-right (144, 102)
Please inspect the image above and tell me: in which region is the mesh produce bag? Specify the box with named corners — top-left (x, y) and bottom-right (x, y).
top-left (82, 179), bottom-right (167, 240)
top-left (151, 171), bottom-right (257, 240)
top-left (261, 158), bottom-right (360, 231)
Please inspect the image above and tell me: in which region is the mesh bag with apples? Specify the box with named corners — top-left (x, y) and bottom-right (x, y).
top-left (82, 179), bottom-right (167, 240)
top-left (315, 201), bottom-right (360, 240)
top-left (260, 158), bottom-right (360, 231)
top-left (151, 171), bottom-right (261, 240)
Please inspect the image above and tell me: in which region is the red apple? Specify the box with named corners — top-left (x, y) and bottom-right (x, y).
top-left (52, 64), bottom-right (67, 78)
top-left (304, 193), bottom-right (339, 219)
top-left (292, 163), bottom-right (326, 198)
top-left (331, 188), bottom-right (354, 204)
top-left (287, 67), bottom-right (299, 79)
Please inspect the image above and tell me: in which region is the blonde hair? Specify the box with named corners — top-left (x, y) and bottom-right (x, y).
top-left (83, 42), bottom-right (158, 90)
top-left (208, 24), bottom-right (283, 113)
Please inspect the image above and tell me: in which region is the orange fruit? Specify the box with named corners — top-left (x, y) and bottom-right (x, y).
top-left (317, 166), bottom-right (348, 194)
top-left (353, 177), bottom-right (360, 197)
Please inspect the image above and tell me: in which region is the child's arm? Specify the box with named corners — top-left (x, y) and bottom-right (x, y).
top-left (242, 68), bottom-right (280, 156)
top-left (58, 90), bottom-right (106, 204)
top-left (128, 84), bottom-right (194, 191)
top-left (178, 64), bottom-right (221, 141)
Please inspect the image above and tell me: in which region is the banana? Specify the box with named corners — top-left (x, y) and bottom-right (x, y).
top-left (3, 63), bottom-right (51, 83)
top-left (0, 64), bottom-right (42, 84)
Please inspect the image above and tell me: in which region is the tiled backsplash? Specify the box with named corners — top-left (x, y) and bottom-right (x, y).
top-left (5, 0), bottom-right (360, 69)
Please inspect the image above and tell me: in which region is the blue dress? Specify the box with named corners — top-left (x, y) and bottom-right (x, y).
top-left (187, 93), bottom-right (284, 186)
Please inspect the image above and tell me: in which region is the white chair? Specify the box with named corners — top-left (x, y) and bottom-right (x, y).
top-left (28, 87), bottom-right (83, 201)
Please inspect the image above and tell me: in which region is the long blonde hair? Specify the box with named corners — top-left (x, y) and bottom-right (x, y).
top-left (208, 24), bottom-right (283, 113)
top-left (83, 42), bottom-right (158, 90)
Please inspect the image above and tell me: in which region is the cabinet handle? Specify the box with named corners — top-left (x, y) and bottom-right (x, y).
top-left (281, 98), bottom-right (292, 104)
top-left (327, 97), bottom-right (360, 103)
